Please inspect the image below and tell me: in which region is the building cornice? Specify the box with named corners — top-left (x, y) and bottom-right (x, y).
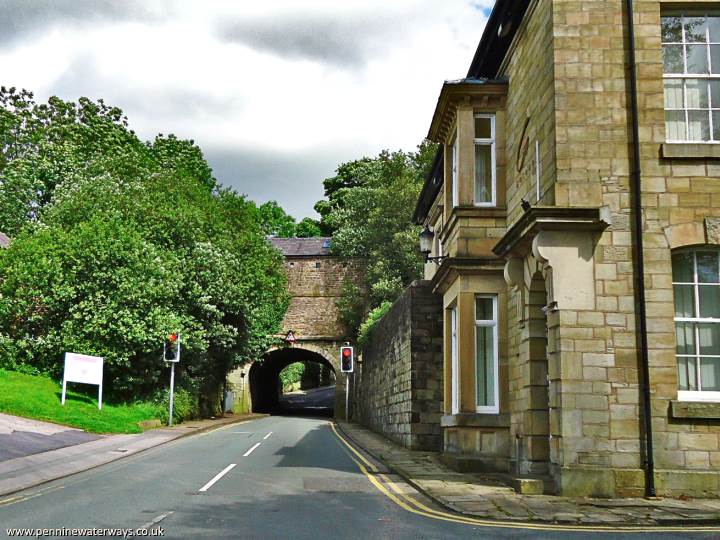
top-left (427, 80), bottom-right (508, 143)
top-left (492, 207), bottom-right (611, 259)
top-left (429, 257), bottom-right (505, 295)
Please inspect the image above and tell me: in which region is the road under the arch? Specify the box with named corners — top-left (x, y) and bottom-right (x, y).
top-left (249, 347), bottom-right (337, 415)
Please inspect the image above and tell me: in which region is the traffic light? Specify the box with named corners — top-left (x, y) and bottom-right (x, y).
top-left (340, 345), bottom-right (353, 373)
top-left (164, 333), bottom-right (180, 362)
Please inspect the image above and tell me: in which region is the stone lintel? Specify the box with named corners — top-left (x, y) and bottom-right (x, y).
top-left (492, 206), bottom-right (610, 259)
top-left (670, 400), bottom-right (720, 419)
top-left (661, 142), bottom-right (720, 159)
top-left (441, 413), bottom-right (511, 428)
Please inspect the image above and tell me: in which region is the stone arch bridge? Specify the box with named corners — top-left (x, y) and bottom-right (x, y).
top-left (229, 237), bottom-right (363, 417)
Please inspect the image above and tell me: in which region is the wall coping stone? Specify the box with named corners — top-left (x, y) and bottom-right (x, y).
top-left (441, 413), bottom-right (511, 428)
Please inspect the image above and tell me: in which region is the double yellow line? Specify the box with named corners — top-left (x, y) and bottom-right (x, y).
top-left (330, 422), bottom-right (720, 534)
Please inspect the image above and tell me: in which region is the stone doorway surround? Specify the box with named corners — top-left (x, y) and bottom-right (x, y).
top-left (496, 206), bottom-right (611, 495)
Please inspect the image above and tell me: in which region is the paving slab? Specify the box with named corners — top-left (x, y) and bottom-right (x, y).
top-left (337, 420), bottom-right (720, 527)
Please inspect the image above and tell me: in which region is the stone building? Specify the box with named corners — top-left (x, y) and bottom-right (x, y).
top-left (414, 0), bottom-right (720, 497)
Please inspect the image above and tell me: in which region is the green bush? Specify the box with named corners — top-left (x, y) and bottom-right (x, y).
top-left (155, 388), bottom-right (199, 425)
top-left (357, 301), bottom-right (392, 349)
top-left (279, 361), bottom-right (305, 391)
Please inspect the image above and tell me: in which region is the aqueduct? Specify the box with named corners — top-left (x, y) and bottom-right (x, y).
top-left (229, 237), bottom-right (363, 417)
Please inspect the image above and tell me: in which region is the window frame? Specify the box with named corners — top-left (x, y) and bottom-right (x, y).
top-left (451, 133), bottom-right (459, 208)
top-left (662, 12), bottom-right (720, 143)
top-left (535, 139), bottom-right (541, 202)
top-left (474, 294), bottom-right (500, 414)
top-left (473, 114), bottom-right (497, 207)
top-left (450, 305), bottom-right (459, 414)
top-left (673, 247), bottom-right (720, 402)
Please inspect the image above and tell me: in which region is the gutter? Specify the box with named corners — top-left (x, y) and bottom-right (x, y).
top-left (624, 0), bottom-right (656, 498)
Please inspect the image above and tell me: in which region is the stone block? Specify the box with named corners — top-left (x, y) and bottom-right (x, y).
top-left (706, 217), bottom-right (720, 245)
top-left (557, 467), bottom-right (616, 498)
top-left (656, 470), bottom-right (720, 497)
top-left (679, 433), bottom-right (720, 451)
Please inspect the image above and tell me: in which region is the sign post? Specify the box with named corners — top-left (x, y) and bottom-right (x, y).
top-left (164, 333), bottom-right (180, 426)
top-left (61, 353), bottom-right (104, 410)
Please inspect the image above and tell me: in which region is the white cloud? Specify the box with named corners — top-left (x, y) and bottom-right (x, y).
top-left (0, 0), bottom-right (492, 218)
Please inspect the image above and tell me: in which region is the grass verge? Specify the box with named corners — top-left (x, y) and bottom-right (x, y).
top-left (0, 369), bottom-right (163, 434)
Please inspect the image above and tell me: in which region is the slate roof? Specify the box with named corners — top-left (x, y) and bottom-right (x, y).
top-left (0, 232), bottom-right (9, 249)
top-left (270, 237), bottom-right (332, 257)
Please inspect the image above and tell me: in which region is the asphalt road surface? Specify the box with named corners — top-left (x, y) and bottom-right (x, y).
top-left (0, 413), bottom-right (100, 462)
top-left (278, 385), bottom-right (335, 414)
top-left (0, 416), bottom-right (716, 539)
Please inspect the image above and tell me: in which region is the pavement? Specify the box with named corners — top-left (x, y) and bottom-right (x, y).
top-left (0, 412), bottom-right (262, 498)
top-left (337, 420), bottom-right (720, 528)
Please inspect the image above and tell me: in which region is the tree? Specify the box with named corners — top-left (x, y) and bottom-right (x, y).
top-left (256, 201), bottom-right (297, 238)
top-left (315, 141), bottom-right (437, 335)
top-left (0, 91), bottom-right (289, 409)
top-left (295, 217), bottom-right (322, 238)
top-left (0, 89), bottom-right (152, 235)
top-left (0, 88), bottom-right (221, 236)
top-left (255, 201), bottom-right (323, 238)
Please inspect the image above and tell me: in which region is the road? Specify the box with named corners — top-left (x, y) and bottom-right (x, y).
top-left (0, 413), bottom-right (100, 462)
top-left (0, 415), bottom-right (715, 539)
top-left (278, 385), bottom-right (335, 414)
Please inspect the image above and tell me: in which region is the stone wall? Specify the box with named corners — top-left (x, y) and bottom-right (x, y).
top-left (280, 257), bottom-right (364, 339)
top-left (504, 0), bottom-right (720, 497)
top-left (354, 281), bottom-right (443, 451)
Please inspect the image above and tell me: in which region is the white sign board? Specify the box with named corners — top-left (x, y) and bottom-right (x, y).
top-left (62, 352), bottom-right (104, 410)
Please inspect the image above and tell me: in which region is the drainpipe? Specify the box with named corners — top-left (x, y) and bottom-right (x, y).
top-left (624, 0), bottom-right (656, 498)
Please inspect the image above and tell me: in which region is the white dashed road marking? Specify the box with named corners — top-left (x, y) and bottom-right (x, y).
top-left (243, 442), bottom-right (262, 457)
top-left (199, 464), bottom-right (237, 492)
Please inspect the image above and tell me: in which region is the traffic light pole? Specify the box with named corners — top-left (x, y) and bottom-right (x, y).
top-left (168, 361), bottom-right (175, 427)
top-left (345, 373), bottom-right (349, 421)
top-left (165, 333), bottom-right (181, 427)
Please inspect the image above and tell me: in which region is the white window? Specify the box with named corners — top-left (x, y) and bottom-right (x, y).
top-left (451, 306), bottom-right (459, 414)
top-left (451, 135), bottom-right (459, 208)
top-left (662, 13), bottom-right (720, 142)
top-left (475, 295), bottom-right (499, 413)
top-left (474, 115), bottom-right (496, 206)
top-left (673, 248), bottom-right (720, 401)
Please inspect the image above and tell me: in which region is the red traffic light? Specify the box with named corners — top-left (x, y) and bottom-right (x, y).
top-left (168, 333), bottom-right (177, 343)
top-left (340, 346), bottom-right (353, 373)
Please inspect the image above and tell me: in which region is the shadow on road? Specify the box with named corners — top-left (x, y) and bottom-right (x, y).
top-left (274, 385), bottom-right (335, 418)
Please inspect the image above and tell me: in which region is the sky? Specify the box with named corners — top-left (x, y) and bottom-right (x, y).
top-left (0, 0), bottom-right (492, 219)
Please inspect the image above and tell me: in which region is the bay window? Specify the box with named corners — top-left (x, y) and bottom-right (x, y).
top-left (673, 248), bottom-right (720, 401)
